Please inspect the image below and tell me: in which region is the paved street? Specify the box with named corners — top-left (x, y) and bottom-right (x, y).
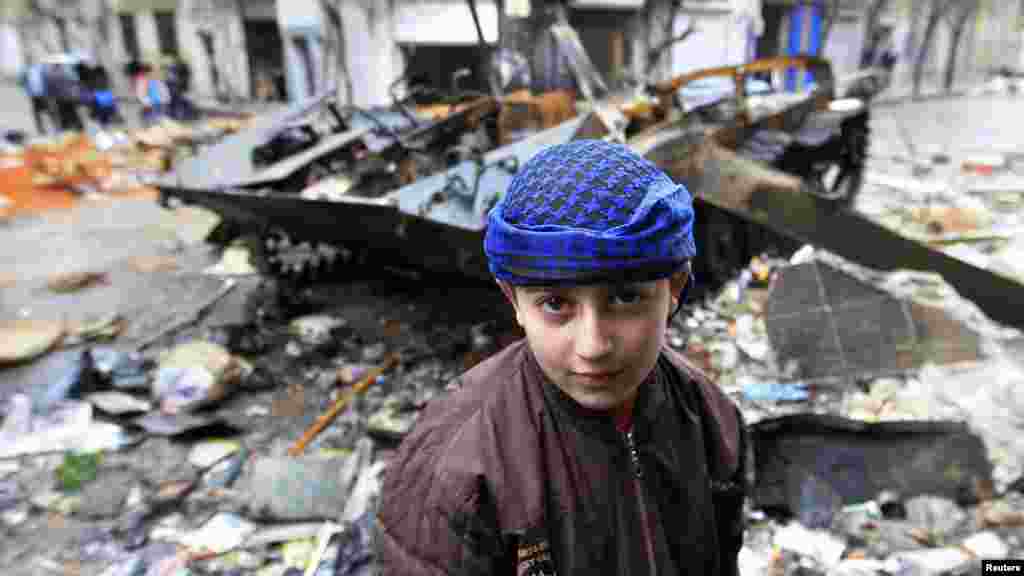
top-left (868, 92), bottom-right (1024, 167)
top-left (0, 81), bottom-right (37, 137)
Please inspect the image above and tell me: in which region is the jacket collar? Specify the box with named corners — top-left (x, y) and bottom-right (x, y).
top-left (522, 344), bottom-right (670, 443)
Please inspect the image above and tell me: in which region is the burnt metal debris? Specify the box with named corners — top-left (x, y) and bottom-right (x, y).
top-left (750, 414), bottom-right (993, 527)
top-left (154, 25), bottom-right (1024, 331)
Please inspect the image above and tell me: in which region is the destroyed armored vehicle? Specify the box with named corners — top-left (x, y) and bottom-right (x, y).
top-left (157, 53), bottom-right (867, 291)
top-left (162, 86), bottom-right (501, 200)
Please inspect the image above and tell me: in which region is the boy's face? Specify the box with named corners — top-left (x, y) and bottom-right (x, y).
top-left (500, 271), bottom-right (688, 411)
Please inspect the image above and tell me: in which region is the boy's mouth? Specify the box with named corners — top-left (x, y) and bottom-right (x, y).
top-left (572, 369), bottom-right (624, 385)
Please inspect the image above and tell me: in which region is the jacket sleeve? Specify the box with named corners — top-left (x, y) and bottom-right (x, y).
top-left (375, 415), bottom-right (512, 576)
top-left (714, 405), bottom-right (749, 576)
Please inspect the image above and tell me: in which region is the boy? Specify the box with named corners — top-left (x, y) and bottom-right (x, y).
top-left (377, 140), bottom-right (748, 575)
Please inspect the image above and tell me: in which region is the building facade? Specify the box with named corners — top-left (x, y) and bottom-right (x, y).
top-left (1, 0), bottom-right (1021, 105)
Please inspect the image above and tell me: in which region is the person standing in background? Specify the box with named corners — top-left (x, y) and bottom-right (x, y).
top-left (21, 62), bottom-right (51, 134)
top-left (131, 62), bottom-right (157, 125)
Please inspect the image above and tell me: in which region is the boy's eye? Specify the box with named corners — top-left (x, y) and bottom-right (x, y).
top-left (611, 288), bottom-right (642, 305)
top-left (538, 296), bottom-right (568, 314)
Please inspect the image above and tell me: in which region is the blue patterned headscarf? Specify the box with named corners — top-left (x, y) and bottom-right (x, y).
top-left (484, 140), bottom-right (696, 286)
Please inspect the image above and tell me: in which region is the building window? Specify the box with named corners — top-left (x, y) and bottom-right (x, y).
top-left (399, 44), bottom-right (488, 103)
top-left (120, 14), bottom-right (140, 61)
top-left (155, 11), bottom-right (179, 56)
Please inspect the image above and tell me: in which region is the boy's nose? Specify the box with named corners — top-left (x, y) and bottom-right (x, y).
top-left (574, 307), bottom-right (614, 360)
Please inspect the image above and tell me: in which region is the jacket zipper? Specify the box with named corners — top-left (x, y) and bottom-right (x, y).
top-left (624, 430), bottom-right (658, 576)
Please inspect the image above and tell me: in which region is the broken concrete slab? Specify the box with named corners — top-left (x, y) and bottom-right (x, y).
top-left (238, 438), bottom-right (371, 521)
top-left (764, 255), bottom-right (995, 386)
top-left (751, 414), bottom-right (993, 523)
top-left (127, 438), bottom-right (192, 488)
top-left (77, 468), bottom-right (138, 519)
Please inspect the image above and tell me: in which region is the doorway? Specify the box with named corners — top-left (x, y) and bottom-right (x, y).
top-left (244, 19), bottom-right (285, 102)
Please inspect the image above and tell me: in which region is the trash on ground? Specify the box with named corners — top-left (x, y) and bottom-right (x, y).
top-left (46, 270), bottom-right (109, 293)
top-left (161, 205), bottom-right (222, 247)
top-left (741, 379), bottom-right (809, 403)
top-left (904, 495), bottom-right (967, 545)
top-left (131, 412), bottom-right (224, 437)
top-left (201, 446), bottom-right (247, 489)
top-left (188, 439), bottom-right (242, 469)
top-left (366, 407), bottom-right (418, 444)
top-left (303, 521), bottom-right (344, 576)
top-left (288, 354), bottom-right (398, 456)
top-left (340, 460), bottom-right (387, 524)
top-left (773, 521), bottom-right (847, 569)
top-left (180, 511), bottom-right (256, 558)
top-left (204, 244), bottom-right (259, 276)
top-left (86, 391), bottom-right (152, 415)
top-left (126, 254), bottom-right (179, 274)
top-left (282, 538), bottom-right (317, 569)
top-left (0, 319), bottom-right (65, 364)
top-left (90, 347), bottom-right (153, 390)
top-left (336, 364), bottom-right (374, 386)
top-left (65, 312), bottom-right (125, 344)
top-left (883, 547), bottom-right (972, 576)
top-left (0, 400), bottom-right (134, 458)
top-left (334, 510), bottom-right (377, 576)
top-left (55, 451), bottom-right (102, 492)
top-left (152, 340), bottom-right (246, 414)
top-left (961, 530), bottom-right (1009, 559)
top-left (244, 523), bottom-right (327, 549)
top-left (290, 315), bottom-right (347, 348)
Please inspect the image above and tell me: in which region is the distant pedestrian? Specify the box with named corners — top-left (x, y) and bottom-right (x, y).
top-left (21, 62), bottom-right (51, 134)
top-left (165, 56), bottom-right (195, 121)
top-left (46, 62), bottom-right (84, 133)
top-left (131, 62), bottom-right (160, 126)
top-left (147, 70), bottom-right (170, 123)
top-left (83, 64), bottom-right (120, 129)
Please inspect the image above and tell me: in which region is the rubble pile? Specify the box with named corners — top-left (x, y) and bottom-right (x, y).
top-left (0, 117), bottom-right (249, 219)
top-left (672, 247), bottom-right (1024, 575)
top-left (2, 226), bottom-right (1023, 574)
top-left (0, 276), bottom-right (515, 575)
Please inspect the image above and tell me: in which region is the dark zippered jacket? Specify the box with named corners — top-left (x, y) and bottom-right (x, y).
top-left (376, 340), bottom-right (747, 575)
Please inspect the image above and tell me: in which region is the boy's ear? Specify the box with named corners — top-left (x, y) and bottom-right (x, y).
top-left (669, 268), bottom-right (690, 309)
top-left (496, 280), bottom-right (523, 326)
